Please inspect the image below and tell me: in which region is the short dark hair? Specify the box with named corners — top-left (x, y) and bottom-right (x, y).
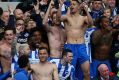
top-left (38, 47), bottom-right (49, 55)
top-left (4, 26), bottom-right (16, 35)
top-left (39, 47), bottom-right (48, 52)
top-left (30, 27), bottom-right (42, 36)
top-left (18, 55), bottom-right (29, 68)
top-left (0, 7), bottom-right (3, 17)
top-left (62, 48), bottom-right (72, 58)
top-left (95, 16), bottom-right (108, 28)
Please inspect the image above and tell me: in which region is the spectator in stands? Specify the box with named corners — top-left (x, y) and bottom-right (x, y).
top-left (26, 19), bottom-right (36, 32)
top-left (16, 43), bottom-right (30, 59)
top-left (90, 0), bottom-right (103, 20)
top-left (112, 15), bottom-right (119, 28)
top-left (0, 11), bottom-right (9, 26)
top-left (14, 9), bottom-right (24, 20)
top-left (102, 6), bottom-right (112, 20)
top-left (107, 0), bottom-right (119, 16)
top-left (15, 19), bottom-right (29, 44)
top-left (92, 63), bottom-right (119, 80)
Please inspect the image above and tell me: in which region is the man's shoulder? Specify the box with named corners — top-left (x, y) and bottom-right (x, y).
top-left (48, 62), bottom-right (57, 68)
top-left (48, 62), bottom-right (56, 65)
top-left (0, 40), bottom-right (4, 45)
top-left (30, 63), bottom-right (39, 68)
top-left (0, 41), bottom-right (7, 49)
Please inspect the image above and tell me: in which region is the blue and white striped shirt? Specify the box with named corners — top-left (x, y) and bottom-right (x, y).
top-left (29, 49), bottom-right (39, 64)
top-left (50, 59), bottom-right (75, 80)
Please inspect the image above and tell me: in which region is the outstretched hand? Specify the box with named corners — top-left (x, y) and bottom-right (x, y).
top-left (34, 0), bottom-right (40, 14)
top-left (50, 0), bottom-right (54, 6)
top-left (8, 4), bottom-right (13, 14)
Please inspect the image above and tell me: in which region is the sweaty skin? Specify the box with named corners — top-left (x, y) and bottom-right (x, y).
top-left (92, 17), bottom-right (119, 60)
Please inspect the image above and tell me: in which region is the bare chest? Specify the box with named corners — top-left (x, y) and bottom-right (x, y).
top-left (33, 65), bottom-right (53, 76)
top-left (49, 27), bottom-right (64, 40)
top-left (0, 45), bottom-right (11, 58)
top-left (66, 16), bottom-right (85, 29)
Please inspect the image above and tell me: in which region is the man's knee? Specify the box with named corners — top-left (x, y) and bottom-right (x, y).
top-left (83, 69), bottom-right (90, 77)
top-left (81, 61), bottom-right (90, 76)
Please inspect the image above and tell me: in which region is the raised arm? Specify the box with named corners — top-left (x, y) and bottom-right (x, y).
top-left (58, 0), bottom-right (68, 22)
top-left (7, 5), bottom-right (15, 28)
top-left (42, 1), bottom-right (53, 32)
top-left (33, 0), bottom-right (43, 27)
top-left (52, 64), bottom-right (59, 80)
top-left (81, 2), bottom-right (93, 26)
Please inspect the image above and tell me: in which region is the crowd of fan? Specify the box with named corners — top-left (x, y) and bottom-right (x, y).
top-left (0, 0), bottom-right (119, 80)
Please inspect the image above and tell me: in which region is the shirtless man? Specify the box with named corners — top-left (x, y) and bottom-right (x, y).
top-left (43, 0), bottom-right (66, 58)
top-left (91, 16), bottom-right (119, 77)
top-left (60, 0), bottom-right (93, 80)
top-left (0, 27), bottom-right (15, 79)
top-left (30, 47), bottom-right (59, 80)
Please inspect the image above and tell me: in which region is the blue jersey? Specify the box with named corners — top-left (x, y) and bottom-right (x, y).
top-left (84, 28), bottom-right (96, 63)
top-left (50, 59), bottom-right (75, 80)
top-left (29, 49), bottom-right (39, 64)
